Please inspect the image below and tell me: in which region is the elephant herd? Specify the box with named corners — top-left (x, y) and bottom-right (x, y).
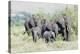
top-left (23, 14), bottom-right (71, 43)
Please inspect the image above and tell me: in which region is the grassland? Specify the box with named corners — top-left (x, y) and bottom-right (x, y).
top-left (10, 5), bottom-right (78, 53)
top-left (11, 26), bottom-right (78, 53)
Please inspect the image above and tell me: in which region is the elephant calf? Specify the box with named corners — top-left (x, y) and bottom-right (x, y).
top-left (31, 26), bottom-right (41, 42)
top-left (43, 31), bottom-right (55, 43)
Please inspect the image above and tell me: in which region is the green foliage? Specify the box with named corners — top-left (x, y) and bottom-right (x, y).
top-left (34, 9), bottom-right (52, 20)
top-left (11, 5), bottom-right (78, 52)
top-left (48, 6), bottom-right (78, 41)
top-left (11, 5), bottom-right (78, 41)
top-left (62, 6), bottom-right (78, 40)
top-left (62, 6), bottom-right (78, 34)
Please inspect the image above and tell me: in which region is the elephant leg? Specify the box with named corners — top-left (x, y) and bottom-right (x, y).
top-left (23, 24), bottom-right (31, 36)
top-left (33, 38), bottom-right (37, 42)
top-left (24, 28), bottom-right (30, 36)
top-left (55, 33), bottom-right (56, 38)
top-left (62, 29), bottom-right (66, 41)
top-left (28, 29), bottom-right (32, 36)
top-left (28, 29), bottom-right (30, 36)
top-left (50, 36), bottom-right (55, 42)
top-left (54, 32), bottom-right (57, 41)
top-left (37, 33), bottom-right (41, 39)
top-left (41, 30), bottom-right (45, 38)
top-left (66, 30), bottom-right (70, 41)
top-left (23, 30), bottom-right (30, 36)
top-left (33, 36), bottom-right (37, 42)
top-left (32, 31), bottom-right (36, 42)
top-left (66, 31), bottom-right (69, 41)
top-left (45, 38), bottom-right (49, 43)
top-left (23, 26), bottom-right (28, 35)
top-left (50, 38), bottom-right (54, 42)
top-left (66, 25), bottom-right (70, 41)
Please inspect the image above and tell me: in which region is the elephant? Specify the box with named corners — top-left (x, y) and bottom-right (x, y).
top-left (41, 20), bottom-right (58, 39)
top-left (43, 31), bottom-right (55, 43)
top-left (52, 21), bottom-right (59, 38)
top-left (41, 20), bottom-right (52, 37)
top-left (31, 26), bottom-right (41, 42)
top-left (62, 15), bottom-right (71, 41)
top-left (23, 15), bottom-right (38, 35)
top-left (54, 16), bottom-right (66, 40)
top-left (54, 15), bottom-right (71, 41)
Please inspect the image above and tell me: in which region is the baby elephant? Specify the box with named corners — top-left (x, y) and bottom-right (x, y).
top-left (31, 27), bottom-right (41, 42)
top-left (43, 31), bottom-right (55, 43)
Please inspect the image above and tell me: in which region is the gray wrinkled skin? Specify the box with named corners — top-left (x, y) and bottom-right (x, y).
top-left (43, 31), bottom-right (55, 43)
top-left (55, 15), bottom-right (71, 41)
top-left (23, 15), bottom-right (38, 35)
top-left (31, 26), bottom-right (41, 42)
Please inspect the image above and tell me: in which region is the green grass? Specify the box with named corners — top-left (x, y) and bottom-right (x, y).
top-left (11, 26), bottom-right (78, 53)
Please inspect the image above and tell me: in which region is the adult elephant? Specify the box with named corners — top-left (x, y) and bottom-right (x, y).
top-left (55, 14), bottom-right (71, 41)
top-left (23, 15), bottom-right (38, 35)
top-left (63, 14), bottom-right (71, 41)
top-left (41, 19), bottom-right (58, 39)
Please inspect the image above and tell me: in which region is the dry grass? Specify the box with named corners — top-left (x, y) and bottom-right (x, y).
top-left (11, 26), bottom-right (78, 53)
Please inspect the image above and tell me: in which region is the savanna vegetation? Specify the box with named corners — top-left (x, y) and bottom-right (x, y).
top-left (10, 5), bottom-right (78, 53)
